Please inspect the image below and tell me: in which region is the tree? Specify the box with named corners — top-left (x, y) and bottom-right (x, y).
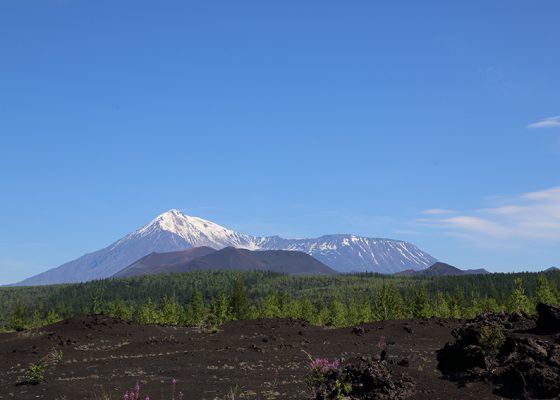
top-left (412, 286), bottom-right (431, 318)
top-left (479, 296), bottom-right (500, 313)
top-left (345, 297), bottom-right (362, 325)
top-left (509, 278), bottom-right (532, 314)
top-left (186, 290), bottom-right (206, 326)
top-left (30, 307), bottom-right (43, 328)
top-left (451, 287), bottom-right (466, 319)
top-left (535, 274), bottom-right (558, 305)
top-left (230, 277), bottom-right (249, 320)
top-left (373, 282), bottom-right (404, 320)
top-left (261, 293), bottom-right (281, 318)
top-left (9, 303), bottom-right (29, 331)
top-left (434, 291), bottom-right (451, 318)
top-left (90, 287), bottom-right (103, 315)
top-left (313, 299), bottom-right (330, 325)
top-left (107, 299), bottom-right (133, 320)
top-left (161, 297), bottom-right (184, 326)
top-left (208, 292), bottom-right (231, 325)
top-left (138, 298), bottom-right (159, 324)
top-left (46, 309), bottom-right (61, 325)
top-left (299, 297), bottom-right (315, 323)
top-left (466, 291), bottom-right (481, 319)
top-left (327, 297), bottom-right (346, 327)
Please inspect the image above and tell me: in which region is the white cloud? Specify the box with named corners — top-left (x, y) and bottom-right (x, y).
top-left (420, 208), bottom-right (454, 215)
top-left (527, 116), bottom-right (560, 129)
top-left (420, 186), bottom-right (560, 241)
top-left (523, 186), bottom-right (560, 200)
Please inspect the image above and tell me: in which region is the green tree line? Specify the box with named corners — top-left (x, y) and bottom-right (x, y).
top-left (1, 270), bottom-right (558, 332)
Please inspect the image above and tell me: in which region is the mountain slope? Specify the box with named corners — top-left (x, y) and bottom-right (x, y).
top-left (130, 247), bottom-right (337, 276)
top-left (16, 209), bottom-right (437, 285)
top-left (258, 235), bottom-right (435, 274)
top-left (113, 246), bottom-right (217, 278)
top-left (394, 262), bottom-right (489, 277)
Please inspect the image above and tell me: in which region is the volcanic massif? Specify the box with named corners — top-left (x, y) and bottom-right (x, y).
top-left (14, 209), bottom-right (486, 286)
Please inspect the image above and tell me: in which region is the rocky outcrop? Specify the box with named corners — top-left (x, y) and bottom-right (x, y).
top-left (536, 303), bottom-right (560, 334)
top-left (312, 357), bottom-right (415, 400)
top-left (437, 303), bottom-right (560, 399)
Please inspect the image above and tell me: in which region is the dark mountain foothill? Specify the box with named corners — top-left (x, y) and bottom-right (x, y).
top-left (395, 262), bottom-right (490, 277)
top-left (181, 247), bottom-right (337, 275)
top-left (113, 247), bottom-right (337, 278)
top-left (113, 246), bottom-right (217, 278)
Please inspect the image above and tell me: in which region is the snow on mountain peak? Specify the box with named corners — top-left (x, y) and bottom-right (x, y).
top-left (135, 209), bottom-right (260, 250)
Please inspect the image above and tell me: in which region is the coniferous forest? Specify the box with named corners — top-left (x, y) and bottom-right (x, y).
top-left (1, 269), bottom-right (559, 332)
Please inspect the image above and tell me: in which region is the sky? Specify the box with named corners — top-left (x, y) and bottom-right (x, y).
top-left (1, 1), bottom-right (559, 284)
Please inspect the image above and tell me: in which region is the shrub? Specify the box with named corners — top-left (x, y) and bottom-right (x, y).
top-left (21, 348), bottom-right (63, 385)
top-left (307, 357), bottom-right (341, 385)
top-left (478, 324), bottom-right (506, 356)
top-left (303, 352), bottom-right (345, 397)
top-left (24, 361), bottom-right (46, 384)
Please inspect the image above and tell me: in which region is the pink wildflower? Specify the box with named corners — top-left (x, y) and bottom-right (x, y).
top-left (378, 335), bottom-right (386, 348)
top-left (133, 382), bottom-right (140, 400)
top-left (309, 357), bottom-right (340, 374)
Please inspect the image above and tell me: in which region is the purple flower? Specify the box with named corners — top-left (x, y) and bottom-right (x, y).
top-left (123, 393), bottom-right (130, 400)
top-left (132, 382), bottom-right (140, 400)
top-left (378, 336), bottom-right (386, 348)
top-left (172, 378), bottom-right (177, 386)
top-left (178, 392), bottom-right (184, 400)
top-left (145, 397), bottom-right (150, 400)
top-left (309, 357), bottom-right (340, 374)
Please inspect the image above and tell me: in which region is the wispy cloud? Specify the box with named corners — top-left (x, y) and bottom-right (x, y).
top-left (527, 116), bottom-right (560, 129)
top-left (421, 208), bottom-right (454, 215)
top-left (419, 186), bottom-right (560, 241)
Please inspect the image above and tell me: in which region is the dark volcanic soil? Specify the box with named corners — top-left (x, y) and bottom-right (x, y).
top-left (0, 316), bottom-right (503, 400)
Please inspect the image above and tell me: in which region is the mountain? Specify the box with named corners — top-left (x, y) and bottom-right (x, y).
top-left (16, 209), bottom-right (437, 285)
top-left (16, 210), bottom-right (258, 286)
top-left (114, 247), bottom-right (336, 277)
top-left (257, 234), bottom-right (435, 275)
top-left (394, 262), bottom-right (490, 277)
top-left (112, 246), bottom-right (217, 278)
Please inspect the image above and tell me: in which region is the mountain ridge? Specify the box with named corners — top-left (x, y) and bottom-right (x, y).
top-left (15, 209), bottom-right (437, 285)
top-left (394, 262), bottom-right (489, 277)
top-left (112, 246), bottom-right (217, 278)
top-left (118, 246), bottom-right (337, 276)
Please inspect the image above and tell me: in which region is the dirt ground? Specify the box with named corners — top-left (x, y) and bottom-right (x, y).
top-left (0, 315), bottom-right (505, 400)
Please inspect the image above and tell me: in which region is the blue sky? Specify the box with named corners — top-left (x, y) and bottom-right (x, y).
top-left (1, 1), bottom-right (559, 284)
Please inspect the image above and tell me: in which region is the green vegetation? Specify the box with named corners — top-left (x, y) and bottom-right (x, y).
top-left (21, 348), bottom-right (63, 385)
top-left (478, 324), bottom-right (506, 356)
top-left (24, 360), bottom-right (47, 385)
top-left (1, 269), bottom-right (559, 331)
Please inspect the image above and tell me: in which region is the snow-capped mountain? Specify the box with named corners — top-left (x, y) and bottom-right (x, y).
top-left (257, 235), bottom-right (436, 274)
top-left (15, 209), bottom-right (437, 285)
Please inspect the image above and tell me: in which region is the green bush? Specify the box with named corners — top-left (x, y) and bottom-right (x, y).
top-left (24, 361), bottom-right (46, 384)
top-left (478, 324), bottom-right (506, 356)
top-left (21, 348), bottom-right (63, 385)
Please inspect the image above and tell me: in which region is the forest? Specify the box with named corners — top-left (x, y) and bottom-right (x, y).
top-left (1, 269), bottom-right (559, 332)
